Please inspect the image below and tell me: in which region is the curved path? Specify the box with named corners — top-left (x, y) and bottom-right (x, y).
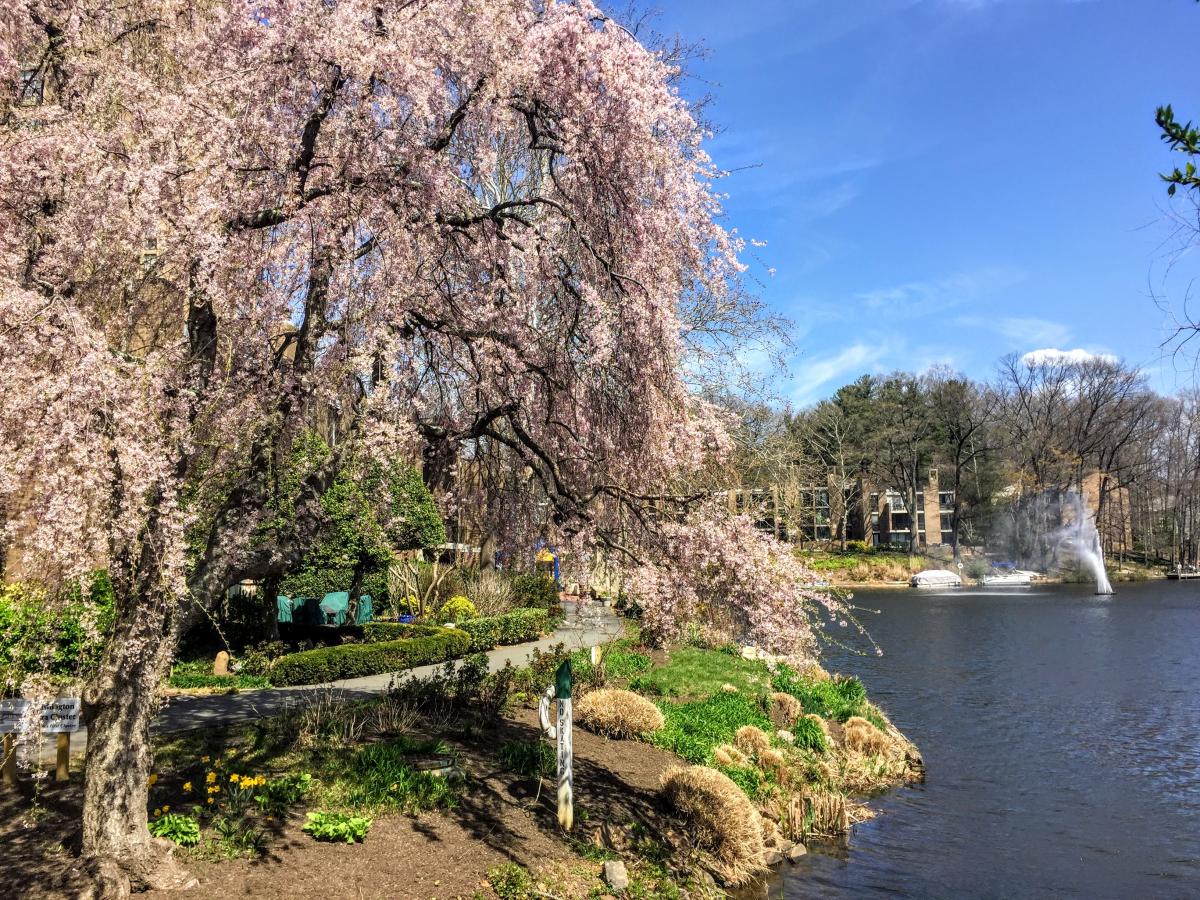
top-left (53, 601), bottom-right (622, 759)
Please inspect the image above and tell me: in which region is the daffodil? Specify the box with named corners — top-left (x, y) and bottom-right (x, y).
top-left (200, 755), bottom-right (210, 763)
top-left (182, 781), bottom-right (192, 792)
top-left (206, 797), bottom-right (214, 805)
top-left (229, 773), bottom-right (240, 783)
top-left (206, 772), bottom-right (217, 784)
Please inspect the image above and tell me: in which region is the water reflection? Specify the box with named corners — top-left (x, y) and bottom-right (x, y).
top-left (767, 581), bottom-right (1200, 899)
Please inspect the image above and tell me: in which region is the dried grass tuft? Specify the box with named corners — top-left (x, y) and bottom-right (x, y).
top-left (712, 744), bottom-right (750, 767)
top-left (721, 683), bottom-right (739, 693)
top-left (843, 716), bottom-right (890, 756)
top-left (576, 688), bottom-right (664, 739)
top-left (660, 765), bottom-right (766, 886)
top-left (734, 725), bottom-right (771, 758)
top-left (775, 729), bottom-right (794, 744)
top-left (758, 747), bottom-right (787, 781)
top-left (769, 691), bottom-right (803, 727)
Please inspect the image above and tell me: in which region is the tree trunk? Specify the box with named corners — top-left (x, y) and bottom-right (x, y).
top-left (81, 582), bottom-right (190, 897)
top-left (263, 574), bottom-right (281, 641)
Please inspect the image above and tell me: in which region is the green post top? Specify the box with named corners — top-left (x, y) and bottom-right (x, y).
top-left (555, 659), bottom-right (572, 701)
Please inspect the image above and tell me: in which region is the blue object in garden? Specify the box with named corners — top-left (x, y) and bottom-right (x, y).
top-left (319, 591), bottom-right (350, 626)
top-left (277, 595), bottom-right (294, 624)
top-left (355, 595), bottom-right (373, 624)
top-left (399, 614), bottom-right (415, 624)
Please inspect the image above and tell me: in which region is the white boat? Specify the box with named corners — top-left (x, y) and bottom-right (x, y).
top-left (981, 570), bottom-right (1033, 587)
top-left (910, 569), bottom-right (963, 589)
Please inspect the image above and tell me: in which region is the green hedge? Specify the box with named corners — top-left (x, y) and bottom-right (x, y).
top-left (453, 608), bottom-right (551, 651)
top-left (270, 629), bottom-right (472, 686)
top-left (360, 622), bottom-right (443, 642)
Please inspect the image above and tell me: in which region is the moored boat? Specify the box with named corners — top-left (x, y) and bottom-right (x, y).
top-left (981, 570), bottom-right (1033, 587)
top-left (911, 569), bottom-right (963, 589)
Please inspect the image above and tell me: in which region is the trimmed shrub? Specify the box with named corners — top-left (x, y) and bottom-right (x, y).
top-left (493, 609), bottom-right (551, 644)
top-left (438, 595), bottom-right (477, 623)
top-left (511, 574), bottom-right (558, 610)
top-left (456, 617), bottom-right (502, 652)
top-left (660, 765), bottom-right (766, 886)
top-left (270, 629), bottom-right (472, 686)
top-left (361, 621), bottom-right (443, 642)
top-left (576, 688), bottom-right (665, 739)
top-left (843, 715), bottom-right (890, 755)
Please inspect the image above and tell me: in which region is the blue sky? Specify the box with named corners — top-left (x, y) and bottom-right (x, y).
top-left (651, 0), bottom-right (1200, 406)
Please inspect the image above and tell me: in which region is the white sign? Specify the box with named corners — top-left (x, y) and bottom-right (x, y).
top-left (0, 698), bottom-right (82, 734)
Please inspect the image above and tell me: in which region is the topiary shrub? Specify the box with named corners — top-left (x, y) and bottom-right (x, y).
top-left (270, 629), bottom-right (472, 686)
top-left (510, 574), bottom-right (558, 610)
top-left (438, 595), bottom-right (476, 623)
top-left (660, 765), bottom-right (766, 886)
top-left (576, 688), bottom-right (665, 739)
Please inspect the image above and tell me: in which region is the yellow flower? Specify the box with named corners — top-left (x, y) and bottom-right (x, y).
top-left (206, 797), bottom-right (214, 805)
top-left (162, 805), bottom-right (169, 812)
top-left (390, 783), bottom-right (398, 791)
top-left (206, 772), bottom-right (217, 784)
top-left (229, 773), bottom-right (240, 783)
top-left (207, 785), bottom-right (220, 795)
top-left (200, 755), bottom-right (210, 763)
top-left (182, 782), bottom-right (192, 792)
top-left (153, 808), bottom-right (161, 817)
top-left (148, 774), bottom-right (158, 786)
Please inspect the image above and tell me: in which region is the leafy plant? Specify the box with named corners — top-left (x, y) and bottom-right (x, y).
top-left (790, 715), bottom-right (830, 753)
top-left (498, 739), bottom-right (555, 779)
top-left (437, 595), bottom-right (476, 622)
top-left (771, 667), bottom-right (869, 723)
top-left (148, 812), bottom-right (201, 847)
top-left (302, 811), bottom-right (372, 844)
top-left (488, 863), bottom-right (534, 900)
top-left (510, 574), bottom-right (558, 610)
top-left (650, 692), bottom-right (773, 764)
top-left (254, 773), bottom-right (313, 817)
top-left (341, 739), bottom-right (461, 813)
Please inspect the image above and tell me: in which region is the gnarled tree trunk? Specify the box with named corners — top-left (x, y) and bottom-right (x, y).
top-left (81, 580), bottom-right (189, 897)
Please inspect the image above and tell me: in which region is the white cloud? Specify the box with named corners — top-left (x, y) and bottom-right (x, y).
top-left (789, 343), bottom-right (887, 406)
top-left (1020, 347), bottom-right (1118, 366)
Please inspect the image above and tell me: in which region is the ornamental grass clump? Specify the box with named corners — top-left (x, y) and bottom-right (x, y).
top-left (843, 716), bottom-right (891, 756)
top-left (660, 765), bottom-right (766, 886)
top-left (769, 691), bottom-right (803, 727)
top-left (712, 744), bottom-right (750, 767)
top-left (733, 724), bottom-right (771, 758)
top-left (576, 688), bottom-right (665, 739)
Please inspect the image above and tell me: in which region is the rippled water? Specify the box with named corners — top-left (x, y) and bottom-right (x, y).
top-left (770, 581), bottom-right (1200, 899)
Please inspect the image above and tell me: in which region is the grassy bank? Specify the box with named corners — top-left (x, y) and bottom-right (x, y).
top-left (6, 629), bottom-right (920, 899)
top-left (801, 549), bottom-right (930, 584)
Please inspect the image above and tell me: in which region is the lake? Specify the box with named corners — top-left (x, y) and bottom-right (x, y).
top-left (769, 580), bottom-right (1200, 899)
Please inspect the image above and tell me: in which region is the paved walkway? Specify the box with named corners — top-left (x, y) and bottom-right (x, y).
top-left (51, 600), bottom-right (622, 759)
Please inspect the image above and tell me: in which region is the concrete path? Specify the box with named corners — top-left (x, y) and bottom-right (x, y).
top-left (47, 600), bottom-right (622, 761)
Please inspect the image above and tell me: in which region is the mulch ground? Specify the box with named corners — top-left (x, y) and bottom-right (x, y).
top-left (0, 707), bottom-right (687, 900)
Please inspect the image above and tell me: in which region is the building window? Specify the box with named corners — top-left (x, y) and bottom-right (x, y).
top-left (939, 491), bottom-right (954, 509)
top-left (18, 68), bottom-right (43, 106)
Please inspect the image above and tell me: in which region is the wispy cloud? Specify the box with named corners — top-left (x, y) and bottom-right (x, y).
top-left (788, 343), bottom-right (888, 406)
top-left (856, 267), bottom-right (1024, 318)
top-left (956, 315), bottom-right (1072, 347)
